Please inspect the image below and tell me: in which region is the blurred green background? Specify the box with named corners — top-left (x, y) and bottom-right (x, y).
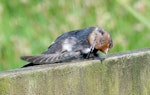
top-left (0, 0), bottom-right (150, 71)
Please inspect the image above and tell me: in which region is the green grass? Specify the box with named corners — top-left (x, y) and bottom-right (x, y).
top-left (0, 0), bottom-right (150, 71)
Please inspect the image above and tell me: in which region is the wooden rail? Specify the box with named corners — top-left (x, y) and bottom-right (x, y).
top-left (0, 49), bottom-right (150, 95)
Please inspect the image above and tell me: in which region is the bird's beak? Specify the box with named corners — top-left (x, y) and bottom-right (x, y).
top-left (104, 48), bottom-right (109, 55)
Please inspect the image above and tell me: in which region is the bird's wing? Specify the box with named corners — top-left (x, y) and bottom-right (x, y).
top-left (42, 27), bottom-right (95, 54)
top-left (21, 51), bottom-right (81, 64)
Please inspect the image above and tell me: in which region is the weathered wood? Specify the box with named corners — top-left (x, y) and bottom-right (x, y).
top-left (0, 49), bottom-right (150, 95)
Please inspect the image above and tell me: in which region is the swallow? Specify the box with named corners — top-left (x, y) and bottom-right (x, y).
top-left (21, 27), bottom-right (113, 67)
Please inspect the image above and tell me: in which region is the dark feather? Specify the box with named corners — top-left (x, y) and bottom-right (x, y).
top-left (21, 51), bottom-right (81, 65)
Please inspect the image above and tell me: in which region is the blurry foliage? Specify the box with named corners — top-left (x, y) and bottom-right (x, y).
top-left (0, 0), bottom-right (150, 71)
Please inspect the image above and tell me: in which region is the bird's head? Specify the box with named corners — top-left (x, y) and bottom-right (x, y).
top-left (88, 27), bottom-right (113, 54)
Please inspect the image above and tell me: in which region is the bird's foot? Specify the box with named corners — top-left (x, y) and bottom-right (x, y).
top-left (94, 56), bottom-right (105, 61)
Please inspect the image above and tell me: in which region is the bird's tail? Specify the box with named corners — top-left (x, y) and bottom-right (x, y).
top-left (21, 51), bottom-right (81, 67)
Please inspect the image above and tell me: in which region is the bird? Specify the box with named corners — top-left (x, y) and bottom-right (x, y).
top-left (21, 27), bottom-right (113, 67)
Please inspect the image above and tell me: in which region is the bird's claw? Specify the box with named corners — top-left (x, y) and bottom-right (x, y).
top-left (94, 56), bottom-right (105, 61)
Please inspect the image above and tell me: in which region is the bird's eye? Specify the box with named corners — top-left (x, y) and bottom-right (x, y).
top-left (101, 31), bottom-right (104, 35)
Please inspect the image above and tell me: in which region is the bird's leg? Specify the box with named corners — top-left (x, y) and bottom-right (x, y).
top-left (93, 53), bottom-right (105, 61)
top-left (86, 33), bottom-right (97, 58)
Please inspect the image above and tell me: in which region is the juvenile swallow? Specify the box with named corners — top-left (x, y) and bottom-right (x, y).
top-left (21, 27), bottom-right (113, 67)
